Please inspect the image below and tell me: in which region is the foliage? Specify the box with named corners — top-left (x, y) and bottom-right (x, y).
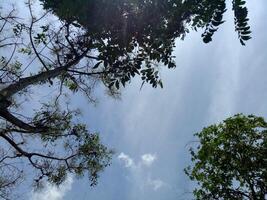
top-left (40, 0), bottom-right (251, 89)
top-left (185, 114), bottom-right (267, 200)
top-left (0, 0), bottom-right (251, 199)
top-left (0, 3), bottom-right (114, 199)
top-left (233, 0), bottom-right (251, 45)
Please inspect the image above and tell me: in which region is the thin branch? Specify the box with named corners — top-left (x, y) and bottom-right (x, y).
top-left (67, 69), bottom-right (113, 76)
top-left (28, 1), bottom-right (50, 72)
top-left (0, 132), bottom-right (80, 161)
top-left (2, 43), bottom-right (17, 69)
top-left (0, 155), bottom-right (19, 163)
top-left (0, 9), bottom-right (15, 33)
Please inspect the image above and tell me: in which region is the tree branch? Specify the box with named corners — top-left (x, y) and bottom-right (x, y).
top-left (0, 132), bottom-right (80, 161)
top-left (67, 69), bottom-right (112, 76)
top-left (0, 49), bottom-right (89, 99)
top-left (0, 109), bottom-right (45, 132)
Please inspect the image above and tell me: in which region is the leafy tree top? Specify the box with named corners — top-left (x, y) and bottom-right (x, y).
top-left (40, 0), bottom-right (251, 89)
top-left (185, 114), bottom-right (267, 200)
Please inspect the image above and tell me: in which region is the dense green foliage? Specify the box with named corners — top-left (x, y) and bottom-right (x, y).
top-left (0, 0), bottom-right (251, 199)
top-left (185, 114), bottom-right (267, 199)
top-left (40, 0), bottom-right (251, 89)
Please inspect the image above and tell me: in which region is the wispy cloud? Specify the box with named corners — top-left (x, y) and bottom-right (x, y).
top-left (118, 152), bottom-right (166, 191)
top-left (146, 177), bottom-right (166, 191)
top-left (118, 152), bottom-right (157, 169)
top-left (118, 152), bottom-right (135, 168)
top-left (141, 154), bottom-right (157, 167)
top-left (30, 176), bottom-right (73, 200)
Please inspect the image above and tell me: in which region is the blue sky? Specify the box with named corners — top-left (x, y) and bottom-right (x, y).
top-left (38, 1), bottom-right (267, 199)
top-left (1, 1), bottom-right (267, 200)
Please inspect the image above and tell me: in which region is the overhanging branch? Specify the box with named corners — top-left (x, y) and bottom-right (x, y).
top-left (0, 109), bottom-right (45, 132)
top-left (0, 49), bottom-right (89, 99)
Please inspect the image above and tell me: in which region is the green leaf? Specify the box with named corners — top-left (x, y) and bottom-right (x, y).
top-left (93, 61), bottom-right (102, 69)
top-left (159, 80), bottom-right (163, 88)
top-left (115, 80), bottom-right (119, 89)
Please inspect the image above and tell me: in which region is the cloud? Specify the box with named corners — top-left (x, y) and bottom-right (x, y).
top-left (30, 175), bottom-right (73, 200)
top-left (141, 154), bottom-right (157, 167)
top-left (118, 152), bottom-right (157, 169)
top-left (118, 152), bottom-right (135, 168)
top-left (118, 152), bottom-right (166, 191)
top-left (146, 177), bottom-right (166, 191)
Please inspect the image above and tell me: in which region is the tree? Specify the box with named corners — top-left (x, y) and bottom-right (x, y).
top-left (0, 3), bottom-right (113, 199)
top-left (185, 114), bottom-right (267, 200)
top-left (0, 0), bottom-right (251, 199)
top-left (40, 0), bottom-right (251, 88)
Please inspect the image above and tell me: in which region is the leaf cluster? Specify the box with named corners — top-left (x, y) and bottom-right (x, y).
top-left (232, 0), bottom-right (251, 45)
top-left (185, 114), bottom-right (267, 199)
top-left (40, 0), bottom-right (251, 92)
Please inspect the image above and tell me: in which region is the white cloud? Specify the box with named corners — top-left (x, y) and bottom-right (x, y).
top-left (141, 154), bottom-right (157, 167)
top-left (146, 177), bottom-right (166, 191)
top-left (118, 152), bottom-right (157, 169)
top-left (118, 152), bottom-right (166, 192)
top-left (30, 175), bottom-right (73, 200)
top-left (118, 152), bottom-right (135, 168)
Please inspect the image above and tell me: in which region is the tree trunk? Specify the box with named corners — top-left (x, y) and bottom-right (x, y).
top-left (0, 50), bottom-right (88, 99)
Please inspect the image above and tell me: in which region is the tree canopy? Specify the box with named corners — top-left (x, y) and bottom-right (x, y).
top-left (40, 0), bottom-right (251, 88)
top-left (0, 0), bottom-right (251, 199)
top-left (185, 114), bottom-right (267, 200)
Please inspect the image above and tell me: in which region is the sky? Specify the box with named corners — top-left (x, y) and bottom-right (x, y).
top-left (1, 0), bottom-right (267, 200)
top-left (57, 1), bottom-right (267, 200)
